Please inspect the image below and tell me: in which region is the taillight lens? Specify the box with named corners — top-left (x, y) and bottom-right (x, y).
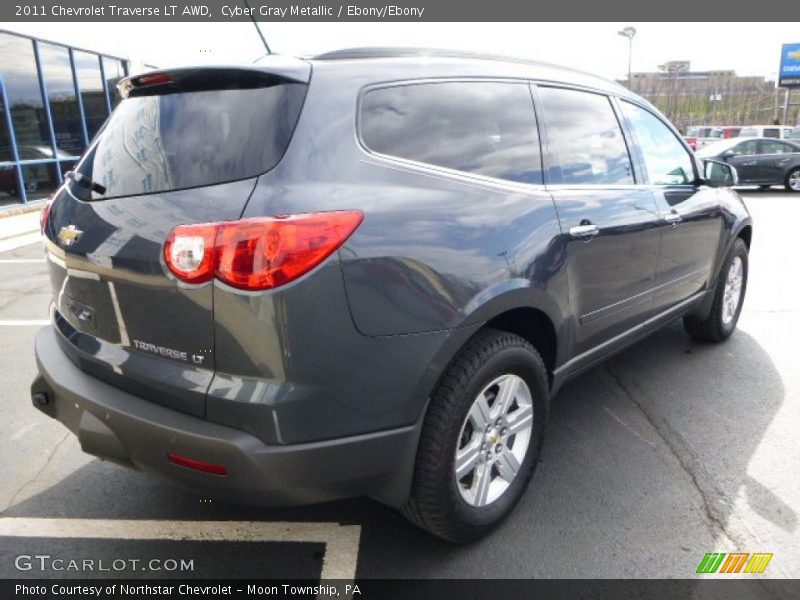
top-left (164, 211), bottom-right (363, 291)
top-left (164, 223), bottom-right (217, 284)
top-left (40, 195), bottom-right (55, 232)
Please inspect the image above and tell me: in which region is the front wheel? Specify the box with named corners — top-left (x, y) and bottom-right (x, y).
top-left (786, 168), bottom-right (800, 193)
top-left (683, 238), bottom-right (748, 342)
top-left (403, 329), bottom-right (548, 542)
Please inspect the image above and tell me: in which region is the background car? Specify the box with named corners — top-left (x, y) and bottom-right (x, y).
top-left (685, 125), bottom-right (723, 150)
top-left (720, 126), bottom-right (742, 139)
top-left (738, 125), bottom-right (795, 140)
top-left (697, 137), bottom-right (800, 191)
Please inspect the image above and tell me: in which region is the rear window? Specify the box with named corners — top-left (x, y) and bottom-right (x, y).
top-left (73, 83), bottom-right (307, 199)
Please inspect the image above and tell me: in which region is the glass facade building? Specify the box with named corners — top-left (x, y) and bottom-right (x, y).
top-left (0, 30), bottom-right (129, 208)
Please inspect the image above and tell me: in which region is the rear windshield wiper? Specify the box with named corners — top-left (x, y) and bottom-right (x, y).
top-left (65, 171), bottom-right (107, 197)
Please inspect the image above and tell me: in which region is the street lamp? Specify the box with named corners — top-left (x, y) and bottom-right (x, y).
top-left (618, 26), bottom-right (637, 90)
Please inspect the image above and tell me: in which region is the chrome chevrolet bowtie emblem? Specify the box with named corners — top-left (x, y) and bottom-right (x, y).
top-left (58, 224), bottom-right (83, 246)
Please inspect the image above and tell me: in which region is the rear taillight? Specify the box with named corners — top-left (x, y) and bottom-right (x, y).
top-left (40, 194), bottom-right (55, 232)
top-left (164, 223), bottom-right (217, 284)
top-left (164, 211), bottom-right (363, 291)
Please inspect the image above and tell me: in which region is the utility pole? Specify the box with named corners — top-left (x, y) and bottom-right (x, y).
top-left (774, 85), bottom-right (780, 123)
top-left (617, 27), bottom-right (637, 91)
top-left (782, 89), bottom-right (791, 125)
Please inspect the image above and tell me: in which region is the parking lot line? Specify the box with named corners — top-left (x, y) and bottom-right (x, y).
top-left (0, 233), bottom-right (41, 254)
top-left (0, 320), bottom-right (50, 326)
top-left (0, 517), bottom-right (361, 580)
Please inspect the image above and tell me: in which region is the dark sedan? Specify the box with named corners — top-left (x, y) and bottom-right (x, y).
top-left (697, 137), bottom-right (800, 192)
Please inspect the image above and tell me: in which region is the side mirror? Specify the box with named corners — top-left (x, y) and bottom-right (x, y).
top-left (703, 159), bottom-right (738, 187)
top-left (721, 149), bottom-right (736, 159)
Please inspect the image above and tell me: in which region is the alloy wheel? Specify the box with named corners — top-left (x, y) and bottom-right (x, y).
top-left (455, 374), bottom-right (534, 507)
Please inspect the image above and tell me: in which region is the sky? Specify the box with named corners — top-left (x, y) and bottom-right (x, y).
top-left (2, 22), bottom-right (797, 82)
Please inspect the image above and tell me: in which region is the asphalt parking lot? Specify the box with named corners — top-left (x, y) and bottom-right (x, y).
top-left (0, 190), bottom-right (798, 585)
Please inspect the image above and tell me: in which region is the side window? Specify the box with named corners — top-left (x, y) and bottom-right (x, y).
top-left (761, 141), bottom-right (793, 155)
top-left (763, 128), bottom-right (780, 139)
top-left (619, 101), bottom-right (694, 185)
top-left (538, 87), bottom-right (632, 185)
top-left (735, 140), bottom-right (759, 155)
top-left (360, 82), bottom-right (542, 184)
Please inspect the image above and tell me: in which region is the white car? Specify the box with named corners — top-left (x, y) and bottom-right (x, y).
top-left (739, 125), bottom-right (795, 140)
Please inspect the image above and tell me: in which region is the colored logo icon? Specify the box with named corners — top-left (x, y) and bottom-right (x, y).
top-left (696, 552), bottom-right (773, 574)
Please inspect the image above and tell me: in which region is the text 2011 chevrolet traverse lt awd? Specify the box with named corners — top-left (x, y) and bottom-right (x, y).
top-left (32, 49), bottom-right (752, 542)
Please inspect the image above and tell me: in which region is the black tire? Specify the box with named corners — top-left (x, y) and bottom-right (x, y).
top-left (785, 168), bottom-right (800, 193)
top-left (403, 329), bottom-right (549, 542)
top-left (683, 238), bottom-right (748, 342)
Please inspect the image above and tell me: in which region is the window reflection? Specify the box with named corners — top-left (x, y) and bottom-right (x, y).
top-left (539, 87), bottom-right (633, 185)
top-left (38, 42), bottom-right (84, 155)
top-left (74, 51), bottom-right (108, 140)
top-left (77, 84), bottom-right (307, 199)
top-left (0, 34), bottom-right (51, 156)
top-left (20, 162), bottom-right (60, 202)
top-left (361, 82), bottom-right (543, 184)
top-left (0, 164), bottom-right (21, 206)
top-left (102, 56), bottom-right (126, 108)
top-left (0, 31), bottom-right (129, 206)
top-left (620, 101), bottom-right (693, 185)
top-left (0, 87), bottom-right (12, 162)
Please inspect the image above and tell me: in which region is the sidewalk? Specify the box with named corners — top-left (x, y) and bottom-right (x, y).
top-left (0, 208), bottom-right (42, 253)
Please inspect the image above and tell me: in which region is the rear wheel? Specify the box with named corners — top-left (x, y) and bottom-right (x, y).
top-left (786, 168), bottom-right (800, 193)
top-left (683, 238), bottom-right (748, 342)
top-left (403, 329), bottom-right (548, 542)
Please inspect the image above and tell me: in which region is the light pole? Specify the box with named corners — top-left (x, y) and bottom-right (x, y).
top-left (618, 26), bottom-right (637, 90)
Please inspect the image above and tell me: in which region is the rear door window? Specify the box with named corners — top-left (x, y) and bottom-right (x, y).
top-left (360, 81), bottom-right (543, 184)
top-left (760, 140), bottom-right (796, 154)
top-left (74, 82), bottom-right (307, 199)
top-left (538, 87), bottom-right (633, 185)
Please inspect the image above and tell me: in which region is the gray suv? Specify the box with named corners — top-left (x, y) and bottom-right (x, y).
top-left (32, 49), bottom-right (752, 542)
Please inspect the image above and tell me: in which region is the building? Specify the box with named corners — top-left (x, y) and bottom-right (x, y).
top-left (622, 61), bottom-right (785, 131)
top-left (0, 30), bottom-right (129, 209)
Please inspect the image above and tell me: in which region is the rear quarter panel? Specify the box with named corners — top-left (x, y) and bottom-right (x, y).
top-left (242, 61), bottom-right (569, 343)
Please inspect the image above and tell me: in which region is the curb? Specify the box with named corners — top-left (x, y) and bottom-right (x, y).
top-left (0, 203), bottom-right (44, 219)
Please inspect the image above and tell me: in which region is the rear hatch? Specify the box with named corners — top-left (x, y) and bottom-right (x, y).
top-left (42, 61), bottom-right (309, 417)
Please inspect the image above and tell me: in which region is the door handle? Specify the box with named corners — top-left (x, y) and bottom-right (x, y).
top-left (569, 223), bottom-right (599, 238)
top-left (663, 212), bottom-right (682, 225)
top-left (741, 161), bottom-right (757, 166)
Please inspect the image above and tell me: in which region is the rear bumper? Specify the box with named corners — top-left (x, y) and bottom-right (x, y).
top-left (32, 326), bottom-right (419, 507)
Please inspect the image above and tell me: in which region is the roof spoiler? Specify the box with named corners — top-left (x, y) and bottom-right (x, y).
top-left (118, 56), bottom-right (311, 99)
